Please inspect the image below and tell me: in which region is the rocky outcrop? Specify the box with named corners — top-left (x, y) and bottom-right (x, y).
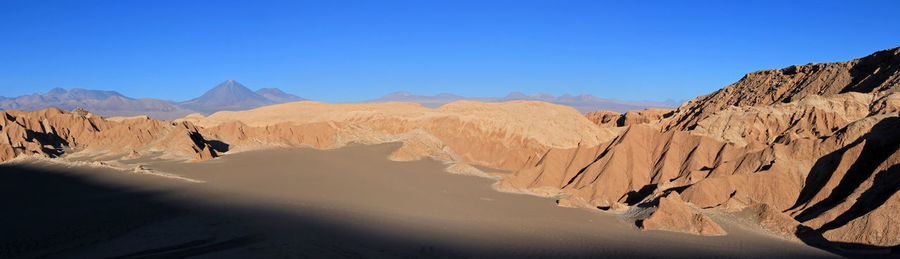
top-left (635, 192), bottom-right (726, 236)
top-left (584, 110), bottom-right (621, 127)
top-left (584, 108), bottom-right (674, 128)
top-left (557, 47), bottom-right (900, 247)
top-left (663, 47), bottom-right (900, 131)
top-left (0, 108), bottom-right (220, 163)
top-left (689, 92), bottom-right (876, 146)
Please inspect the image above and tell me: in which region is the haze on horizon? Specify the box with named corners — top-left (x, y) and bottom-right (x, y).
top-left (1, 1), bottom-right (899, 103)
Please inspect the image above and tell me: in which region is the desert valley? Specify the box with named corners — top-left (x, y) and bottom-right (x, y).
top-left (2, 46), bottom-right (899, 258)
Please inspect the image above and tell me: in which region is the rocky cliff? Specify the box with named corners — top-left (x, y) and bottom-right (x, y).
top-left (665, 47), bottom-right (900, 131)
top-left (0, 108), bottom-right (219, 163)
top-left (560, 47), bottom-right (900, 249)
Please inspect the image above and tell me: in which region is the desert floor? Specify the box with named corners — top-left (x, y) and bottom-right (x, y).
top-left (0, 143), bottom-right (839, 258)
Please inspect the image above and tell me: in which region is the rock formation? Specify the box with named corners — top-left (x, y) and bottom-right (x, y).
top-left (189, 101), bottom-right (621, 173)
top-left (564, 47), bottom-right (900, 248)
top-left (663, 47), bottom-right (900, 131)
top-left (585, 107), bottom-right (674, 127)
top-left (0, 108), bottom-right (220, 163)
top-left (634, 192), bottom-right (726, 236)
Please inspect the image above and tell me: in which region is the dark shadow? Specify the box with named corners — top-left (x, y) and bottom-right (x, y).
top-left (615, 115), bottom-right (626, 127)
top-left (635, 196), bottom-right (661, 209)
top-left (25, 129), bottom-right (69, 147)
top-left (662, 184), bottom-right (692, 194)
top-left (818, 164), bottom-right (900, 232)
top-left (187, 131), bottom-right (207, 150)
top-left (786, 139), bottom-right (850, 212)
top-left (0, 164), bottom-right (184, 258)
top-left (621, 184), bottom-right (658, 206)
top-left (661, 110), bottom-right (675, 119)
top-left (787, 117), bottom-right (900, 222)
top-left (757, 162), bottom-right (773, 172)
top-left (107, 235), bottom-right (265, 259)
top-left (634, 219), bottom-right (645, 229)
top-left (188, 132), bottom-right (229, 155)
top-left (24, 129), bottom-right (68, 157)
top-left (206, 140), bottom-right (230, 153)
top-left (840, 48), bottom-right (900, 94)
top-left (795, 225), bottom-right (899, 258)
top-left (0, 163), bottom-right (471, 258)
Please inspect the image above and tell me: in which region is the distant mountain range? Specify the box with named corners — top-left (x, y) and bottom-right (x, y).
top-left (0, 80), bottom-right (305, 120)
top-left (365, 91), bottom-right (681, 113)
top-left (0, 80), bottom-right (679, 120)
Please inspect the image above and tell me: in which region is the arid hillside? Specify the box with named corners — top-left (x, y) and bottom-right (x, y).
top-left (665, 46), bottom-right (900, 131)
top-left (0, 108), bottom-right (220, 163)
top-left (1, 47), bottom-right (898, 254)
top-left (579, 47), bottom-right (900, 249)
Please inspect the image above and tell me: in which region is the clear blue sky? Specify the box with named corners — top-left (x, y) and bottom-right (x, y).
top-left (1, 1), bottom-right (898, 102)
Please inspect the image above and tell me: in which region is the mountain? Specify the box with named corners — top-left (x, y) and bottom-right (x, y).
top-left (1, 88), bottom-right (128, 110)
top-left (365, 91), bottom-right (679, 113)
top-left (1, 79), bottom-right (667, 120)
top-left (178, 80), bottom-right (277, 114)
top-left (256, 88), bottom-right (306, 103)
top-left (366, 92), bottom-right (466, 107)
top-left (43, 87), bottom-right (122, 101)
top-left (491, 92), bottom-right (682, 113)
top-left (0, 88), bottom-right (189, 119)
top-left (0, 80), bottom-right (305, 120)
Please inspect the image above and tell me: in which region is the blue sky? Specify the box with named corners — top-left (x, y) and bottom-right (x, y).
top-left (1, 1), bottom-right (898, 102)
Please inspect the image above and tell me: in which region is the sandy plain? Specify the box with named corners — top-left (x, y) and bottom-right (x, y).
top-left (0, 143), bottom-right (838, 258)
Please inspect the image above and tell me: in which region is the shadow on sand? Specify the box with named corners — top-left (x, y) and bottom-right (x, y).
top-left (0, 163), bottom-right (691, 258)
top-left (794, 225), bottom-right (899, 258)
top-left (0, 163), bottom-right (489, 258)
top-left (0, 160), bottom-right (853, 258)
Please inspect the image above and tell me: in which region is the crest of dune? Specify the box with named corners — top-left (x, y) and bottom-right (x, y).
top-left (195, 100), bottom-right (614, 149)
top-left (191, 101), bottom-right (620, 173)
